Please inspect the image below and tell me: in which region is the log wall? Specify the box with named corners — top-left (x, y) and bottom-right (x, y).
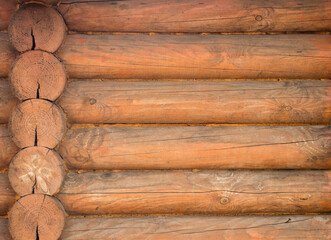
top-left (0, 0), bottom-right (330, 239)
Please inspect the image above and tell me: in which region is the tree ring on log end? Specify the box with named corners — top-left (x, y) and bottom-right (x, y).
top-left (9, 194), bottom-right (66, 240)
top-left (9, 147), bottom-right (65, 196)
top-left (8, 4), bottom-right (66, 53)
top-left (18, 0), bottom-right (61, 6)
top-left (9, 99), bottom-right (66, 148)
top-left (9, 50), bottom-right (66, 101)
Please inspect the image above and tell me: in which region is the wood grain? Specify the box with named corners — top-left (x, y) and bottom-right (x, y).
top-left (1, 0), bottom-right (331, 33)
top-left (9, 50), bottom-right (66, 101)
top-left (60, 80), bottom-right (331, 124)
top-left (0, 33), bottom-right (330, 79)
top-left (0, 81), bottom-right (18, 124)
top-left (0, 0), bottom-right (16, 31)
top-left (56, 171), bottom-right (331, 215)
top-left (9, 194), bottom-right (66, 240)
top-left (8, 3), bottom-right (66, 52)
top-left (8, 147), bottom-right (66, 196)
top-left (1, 215), bottom-right (330, 240)
top-left (0, 174), bottom-right (16, 216)
top-left (58, 34), bottom-right (331, 79)
top-left (59, 126), bottom-right (331, 170)
top-left (0, 127), bottom-right (19, 170)
top-left (1, 171), bottom-right (330, 216)
top-left (58, 0), bottom-right (331, 33)
top-left (60, 215), bottom-right (331, 240)
top-left (9, 99), bottom-right (66, 149)
top-left (0, 34), bottom-right (16, 78)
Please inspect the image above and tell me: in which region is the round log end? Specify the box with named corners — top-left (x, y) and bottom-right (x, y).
top-left (8, 4), bottom-right (66, 52)
top-left (9, 194), bottom-right (66, 240)
top-left (18, 0), bottom-right (61, 6)
top-left (9, 147), bottom-right (66, 196)
top-left (9, 99), bottom-right (66, 149)
top-left (9, 50), bottom-right (66, 101)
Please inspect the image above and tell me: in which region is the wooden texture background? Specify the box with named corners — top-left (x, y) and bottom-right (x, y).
top-left (0, 0), bottom-right (330, 239)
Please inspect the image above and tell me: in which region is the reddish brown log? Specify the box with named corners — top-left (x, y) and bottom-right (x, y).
top-left (0, 127), bottom-right (18, 169)
top-left (58, 34), bottom-right (331, 79)
top-left (58, 0), bottom-right (331, 33)
top-left (2, 215), bottom-right (331, 240)
top-left (9, 194), bottom-right (66, 240)
top-left (59, 126), bottom-right (331, 170)
top-left (0, 34), bottom-right (16, 78)
top-left (9, 50), bottom-right (66, 101)
top-left (8, 99), bottom-right (66, 149)
top-left (0, 171), bottom-right (330, 216)
top-left (56, 171), bottom-right (331, 215)
top-left (0, 33), bottom-right (330, 79)
top-left (8, 4), bottom-right (66, 52)
top-left (0, 81), bottom-right (18, 124)
top-left (59, 215), bottom-right (331, 240)
top-left (59, 80), bottom-right (331, 124)
top-left (0, 174), bottom-right (15, 216)
top-left (8, 147), bottom-right (66, 196)
top-left (19, 0), bottom-right (60, 6)
top-left (0, 0), bottom-right (16, 31)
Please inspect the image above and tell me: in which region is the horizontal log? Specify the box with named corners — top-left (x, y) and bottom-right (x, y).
top-left (1, 171), bottom-right (330, 215)
top-left (1, 0), bottom-right (331, 33)
top-left (58, 170), bottom-right (331, 215)
top-left (0, 33), bottom-right (330, 79)
top-left (1, 215), bottom-right (330, 240)
top-left (59, 80), bottom-right (331, 124)
top-left (0, 0), bottom-right (16, 31)
top-left (2, 125), bottom-right (330, 170)
top-left (58, 126), bottom-right (331, 170)
top-left (58, 0), bottom-right (331, 33)
top-left (0, 127), bottom-right (18, 170)
top-left (0, 174), bottom-right (15, 216)
top-left (2, 80), bottom-right (330, 124)
top-left (58, 34), bottom-right (331, 79)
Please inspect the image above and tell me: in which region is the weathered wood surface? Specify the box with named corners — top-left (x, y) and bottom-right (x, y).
top-left (59, 126), bottom-right (331, 170)
top-left (0, 174), bottom-right (16, 216)
top-left (1, 171), bottom-right (330, 215)
top-left (1, 215), bottom-right (330, 240)
top-left (59, 0), bottom-right (331, 33)
top-left (2, 80), bottom-right (330, 124)
top-left (0, 0), bottom-right (16, 31)
top-left (1, 0), bottom-right (331, 33)
top-left (0, 33), bottom-right (330, 79)
top-left (9, 194), bottom-right (66, 240)
top-left (9, 99), bottom-right (66, 149)
top-left (57, 171), bottom-right (331, 215)
top-left (8, 147), bottom-right (66, 196)
top-left (0, 81), bottom-right (18, 124)
top-left (9, 50), bottom-right (66, 101)
top-left (58, 34), bottom-right (331, 79)
top-left (0, 127), bottom-right (18, 170)
top-left (60, 80), bottom-right (331, 124)
top-left (8, 3), bottom-right (66, 53)
top-left (0, 35), bottom-right (16, 79)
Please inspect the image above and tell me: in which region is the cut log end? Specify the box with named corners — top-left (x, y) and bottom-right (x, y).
top-left (8, 3), bottom-right (66, 53)
top-left (9, 99), bottom-right (66, 149)
top-left (9, 50), bottom-right (66, 101)
top-left (9, 194), bottom-right (66, 240)
top-left (8, 147), bottom-right (65, 196)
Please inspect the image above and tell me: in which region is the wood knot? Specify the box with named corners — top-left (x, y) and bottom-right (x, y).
top-left (220, 197), bottom-right (229, 205)
top-left (89, 98), bottom-right (97, 105)
top-left (255, 15), bottom-right (263, 21)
